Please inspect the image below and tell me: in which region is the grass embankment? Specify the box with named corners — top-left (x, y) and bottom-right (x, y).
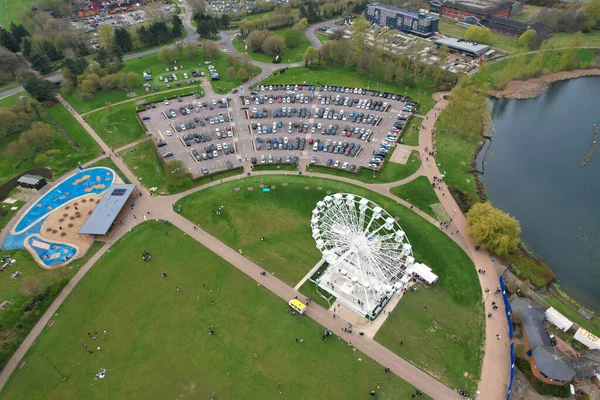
top-left (0, 102), bottom-right (101, 186)
top-left (85, 102), bottom-right (145, 148)
top-left (315, 32), bottom-right (330, 43)
top-left (438, 19), bottom-right (520, 54)
top-left (233, 27), bottom-right (312, 64)
top-left (177, 175), bottom-right (484, 393)
top-left (402, 116), bottom-right (422, 146)
top-left (308, 150), bottom-right (422, 184)
top-left (1, 222), bottom-right (422, 400)
top-left (0, 243), bottom-right (104, 370)
top-left (64, 49), bottom-right (260, 113)
top-left (0, 93), bottom-right (24, 108)
top-left (259, 66), bottom-right (436, 113)
top-left (391, 176), bottom-right (449, 221)
top-left (545, 295), bottom-right (600, 337)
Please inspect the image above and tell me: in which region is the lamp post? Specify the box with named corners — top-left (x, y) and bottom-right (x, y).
top-left (451, 208), bottom-right (457, 222)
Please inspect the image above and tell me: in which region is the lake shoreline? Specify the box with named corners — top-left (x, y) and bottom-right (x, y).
top-left (487, 68), bottom-right (600, 100)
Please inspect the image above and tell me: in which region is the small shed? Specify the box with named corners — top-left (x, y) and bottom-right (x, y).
top-left (17, 174), bottom-right (47, 190)
top-left (411, 262), bottom-right (439, 285)
top-left (545, 307), bottom-right (573, 332)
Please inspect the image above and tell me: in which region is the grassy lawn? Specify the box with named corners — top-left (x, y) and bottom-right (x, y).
top-left (87, 157), bottom-right (131, 184)
top-left (438, 19), bottom-right (520, 54)
top-left (298, 280), bottom-right (335, 309)
top-left (0, 93), bottom-right (24, 108)
top-left (308, 150), bottom-right (422, 184)
top-left (252, 164), bottom-right (298, 171)
top-left (260, 66), bottom-right (437, 112)
top-left (177, 175), bottom-right (483, 392)
top-left (0, 242), bottom-right (104, 370)
top-left (120, 139), bottom-right (167, 193)
top-left (85, 102), bottom-right (145, 149)
top-left (0, 102), bottom-right (101, 186)
top-left (513, 5), bottom-right (543, 22)
top-left (433, 119), bottom-right (481, 202)
top-left (376, 285), bottom-right (484, 394)
top-left (233, 28), bottom-right (311, 64)
top-left (0, 0), bottom-right (35, 26)
top-left (402, 116), bottom-right (422, 146)
top-left (0, 188), bottom-right (24, 231)
top-left (315, 32), bottom-right (330, 43)
top-left (391, 176), bottom-right (449, 221)
top-left (545, 31), bottom-right (600, 48)
top-left (1, 222), bottom-right (422, 400)
top-left (545, 296), bottom-right (600, 337)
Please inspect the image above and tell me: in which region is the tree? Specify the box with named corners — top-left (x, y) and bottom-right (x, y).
top-left (80, 79), bottom-right (97, 94)
top-left (98, 24), bottom-right (115, 49)
top-left (114, 27), bottom-right (133, 52)
top-left (39, 40), bottom-right (61, 61)
top-left (22, 37), bottom-right (32, 57)
top-left (10, 22), bottom-right (29, 45)
top-left (0, 47), bottom-right (22, 78)
top-left (171, 15), bottom-right (184, 38)
top-left (0, 109), bottom-right (27, 139)
top-left (246, 30), bottom-right (271, 53)
top-left (220, 14), bottom-right (230, 29)
top-left (226, 66), bottom-right (235, 80)
top-left (262, 35), bottom-right (286, 56)
top-left (20, 122), bottom-right (55, 153)
top-left (29, 51), bottom-right (53, 75)
top-left (518, 29), bottom-right (540, 50)
top-left (63, 57), bottom-right (88, 76)
top-left (303, 46), bottom-right (319, 67)
top-left (21, 72), bottom-right (56, 101)
top-left (350, 16), bottom-right (369, 56)
top-left (34, 153), bottom-right (49, 167)
top-left (185, 42), bottom-right (199, 58)
top-left (585, 0), bottom-right (600, 30)
top-left (238, 67), bottom-right (249, 82)
top-left (466, 202), bottom-right (521, 256)
top-left (332, 28), bottom-right (345, 40)
top-left (165, 160), bottom-right (192, 190)
top-left (94, 47), bottom-right (110, 67)
top-left (125, 72), bottom-right (142, 92)
top-left (0, 27), bottom-right (19, 53)
top-left (202, 40), bottom-right (220, 58)
top-left (159, 46), bottom-right (177, 64)
top-left (464, 26), bottom-right (492, 44)
top-left (299, 0), bottom-right (320, 23)
top-left (283, 29), bottom-right (301, 48)
top-left (99, 74), bottom-right (117, 90)
top-left (21, 276), bottom-right (44, 296)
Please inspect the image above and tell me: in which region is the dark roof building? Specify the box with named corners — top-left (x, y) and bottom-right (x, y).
top-left (511, 298), bottom-right (552, 349)
top-left (532, 346), bottom-right (576, 382)
top-left (78, 184), bottom-right (136, 235)
top-left (478, 16), bottom-right (551, 39)
top-left (365, 3), bottom-right (439, 37)
top-left (428, 0), bottom-right (524, 19)
top-left (17, 174), bottom-right (47, 190)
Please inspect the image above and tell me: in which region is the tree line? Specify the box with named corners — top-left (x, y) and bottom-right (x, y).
top-left (532, 0), bottom-right (600, 33)
top-left (245, 19), bottom-right (308, 57)
top-left (193, 13), bottom-right (230, 39)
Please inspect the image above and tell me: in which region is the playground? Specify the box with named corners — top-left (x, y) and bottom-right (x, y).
top-left (2, 167), bottom-right (122, 268)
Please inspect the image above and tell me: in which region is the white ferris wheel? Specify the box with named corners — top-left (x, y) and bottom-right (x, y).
top-left (311, 193), bottom-right (417, 318)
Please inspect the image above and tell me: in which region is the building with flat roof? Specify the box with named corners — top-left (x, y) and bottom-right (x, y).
top-left (78, 184), bottom-right (136, 236)
top-left (365, 3), bottom-right (439, 37)
top-left (17, 174), bottom-right (47, 190)
top-left (478, 16), bottom-right (551, 39)
top-left (428, 0), bottom-right (523, 19)
top-left (434, 37), bottom-right (490, 56)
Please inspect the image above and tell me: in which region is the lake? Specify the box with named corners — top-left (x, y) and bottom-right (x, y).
top-left (482, 76), bottom-right (600, 312)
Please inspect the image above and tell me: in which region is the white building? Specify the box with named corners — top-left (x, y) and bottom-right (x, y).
top-left (545, 307), bottom-right (573, 332)
top-left (574, 327), bottom-right (600, 350)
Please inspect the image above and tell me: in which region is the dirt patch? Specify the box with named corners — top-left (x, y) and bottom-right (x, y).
top-left (234, 187), bottom-right (240, 191)
top-left (326, 190), bottom-right (332, 194)
top-left (270, 185), bottom-right (276, 189)
top-left (126, 92), bottom-right (138, 98)
top-left (304, 186), bottom-right (310, 190)
top-left (317, 186), bottom-right (322, 190)
top-left (282, 182), bottom-right (288, 186)
top-left (247, 186), bottom-right (254, 191)
top-left (489, 68), bottom-right (600, 100)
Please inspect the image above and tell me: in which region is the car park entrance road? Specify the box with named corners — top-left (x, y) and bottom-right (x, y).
top-left (138, 84), bottom-right (414, 177)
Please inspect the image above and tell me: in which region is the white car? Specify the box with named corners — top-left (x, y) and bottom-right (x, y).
top-left (212, 150), bottom-right (218, 158)
top-left (342, 162), bottom-right (349, 169)
top-left (164, 99), bottom-right (169, 105)
top-left (334, 160), bottom-right (340, 167)
top-left (216, 144), bottom-right (222, 151)
top-left (165, 130), bottom-right (172, 136)
top-left (223, 143), bottom-right (228, 150)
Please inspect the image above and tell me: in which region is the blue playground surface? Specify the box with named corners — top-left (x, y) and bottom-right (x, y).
top-left (2, 167), bottom-right (116, 268)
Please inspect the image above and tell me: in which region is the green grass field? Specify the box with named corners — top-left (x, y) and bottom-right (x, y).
top-left (233, 28), bottom-right (312, 64)
top-left (0, 0), bottom-right (35, 26)
top-left (391, 176), bottom-right (449, 221)
top-left (315, 32), bottom-right (330, 43)
top-left (309, 150), bottom-right (422, 184)
top-left (402, 116), bottom-right (422, 146)
top-left (0, 102), bottom-right (101, 186)
top-left (545, 31), bottom-right (600, 49)
top-left (85, 102), bottom-right (145, 148)
top-left (120, 139), bottom-right (167, 193)
top-left (177, 175), bottom-right (483, 391)
top-left (0, 93), bottom-right (24, 108)
top-left (438, 19), bottom-right (520, 54)
top-left (0, 222), bottom-right (423, 400)
top-left (0, 243), bottom-right (104, 370)
top-left (260, 67), bottom-right (436, 112)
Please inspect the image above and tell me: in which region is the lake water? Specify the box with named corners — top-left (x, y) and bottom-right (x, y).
top-left (482, 77), bottom-right (600, 312)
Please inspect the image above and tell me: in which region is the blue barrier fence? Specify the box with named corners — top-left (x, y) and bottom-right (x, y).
top-left (499, 276), bottom-right (514, 339)
top-left (506, 343), bottom-right (516, 400)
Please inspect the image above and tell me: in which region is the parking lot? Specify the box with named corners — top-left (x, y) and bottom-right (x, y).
top-left (138, 84), bottom-right (416, 177)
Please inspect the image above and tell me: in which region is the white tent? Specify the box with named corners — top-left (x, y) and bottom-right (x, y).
top-left (574, 327), bottom-right (600, 350)
top-left (410, 263), bottom-right (438, 285)
top-left (545, 307), bottom-right (573, 332)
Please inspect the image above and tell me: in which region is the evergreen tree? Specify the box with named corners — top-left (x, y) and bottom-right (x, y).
top-left (29, 51), bottom-right (53, 74)
top-left (110, 44), bottom-right (124, 62)
top-left (63, 57), bottom-right (88, 76)
top-left (171, 15), bottom-right (184, 38)
top-left (0, 27), bottom-right (19, 53)
top-left (114, 27), bottom-right (133, 52)
top-left (40, 40), bottom-right (61, 61)
top-left (10, 22), bottom-right (29, 45)
top-left (94, 48), bottom-right (109, 67)
top-left (22, 37), bottom-right (32, 58)
top-left (220, 14), bottom-right (230, 29)
top-left (21, 72), bottom-right (57, 101)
